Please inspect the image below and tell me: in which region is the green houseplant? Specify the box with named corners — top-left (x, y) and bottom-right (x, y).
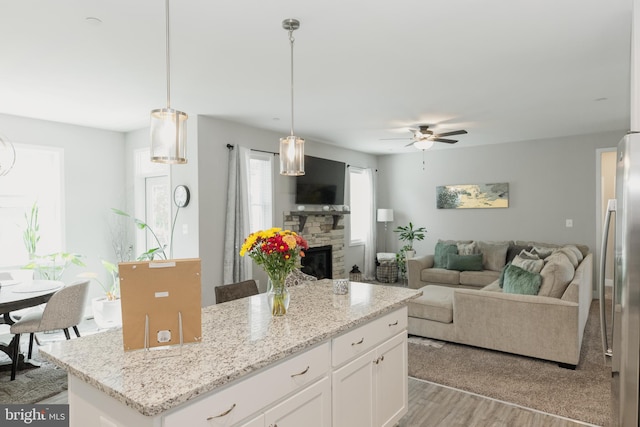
top-left (112, 205), bottom-right (184, 260)
top-left (393, 222), bottom-right (427, 252)
top-left (80, 260), bottom-right (122, 328)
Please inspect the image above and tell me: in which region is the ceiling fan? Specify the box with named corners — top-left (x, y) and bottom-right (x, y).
top-left (381, 125), bottom-right (468, 149)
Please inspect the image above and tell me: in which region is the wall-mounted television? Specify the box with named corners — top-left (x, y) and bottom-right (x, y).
top-left (295, 156), bottom-right (346, 205)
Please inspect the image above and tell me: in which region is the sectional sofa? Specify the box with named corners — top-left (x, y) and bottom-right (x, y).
top-left (406, 240), bottom-right (593, 367)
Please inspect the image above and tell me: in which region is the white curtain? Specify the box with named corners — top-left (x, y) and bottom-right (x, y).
top-left (363, 168), bottom-right (377, 280)
top-left (223, 145), bottom-right (252, 284)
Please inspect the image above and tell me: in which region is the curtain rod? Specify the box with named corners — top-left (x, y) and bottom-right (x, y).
top-left (347, 164), bottom-right (378, 172)
top-left (226, 144), bottom-right (278, 156)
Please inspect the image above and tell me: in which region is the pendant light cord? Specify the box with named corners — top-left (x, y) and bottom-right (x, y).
top-left (165, 0), bottom-right (171, 109)
top-left (289, 29), bottom-right (295, 136)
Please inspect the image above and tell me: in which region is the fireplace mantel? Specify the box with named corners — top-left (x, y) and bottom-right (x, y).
top-left (286, 211), bottom-right (350, 232)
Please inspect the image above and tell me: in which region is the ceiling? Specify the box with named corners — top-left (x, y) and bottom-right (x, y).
top-left (0, 0), bottom-right (632, 154)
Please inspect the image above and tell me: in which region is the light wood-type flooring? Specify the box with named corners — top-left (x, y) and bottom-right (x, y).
top-left (39, 376), bottom-right (600, 426)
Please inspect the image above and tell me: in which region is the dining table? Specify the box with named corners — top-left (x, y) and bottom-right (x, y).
top-left (0, 279), bottom-right (64, 373)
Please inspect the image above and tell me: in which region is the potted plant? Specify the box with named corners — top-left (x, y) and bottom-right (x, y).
top-left (80, 260), bottom-right (122, 329)
top-left (393, 222), bottom-right (427, 260)
top-left (112, 207), bottom-right (181, 260)
top-left (24, 252), bottom-right (85, 280)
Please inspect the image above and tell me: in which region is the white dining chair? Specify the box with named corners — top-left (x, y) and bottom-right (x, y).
top-left (9, 279), bottom-right (89, 380)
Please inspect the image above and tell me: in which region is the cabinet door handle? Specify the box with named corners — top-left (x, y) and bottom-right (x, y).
top-left (351, 337), bottom-right (364, 346)
top-left (388, 320), bottom-right (398, 327)
top-left (291, 365), bottom-right (310, 378)
top-left (373, 355), bottom-right (385, 365)
top-left (206, 403), bottom-right (236, 420)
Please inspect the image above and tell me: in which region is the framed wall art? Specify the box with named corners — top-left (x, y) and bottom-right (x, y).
top-left (436, 183), bottom-right (509, 209)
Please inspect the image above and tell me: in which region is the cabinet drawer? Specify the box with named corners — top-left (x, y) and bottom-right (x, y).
top-left (164, 342), bottom-right (330, 427)
top-left (332, 307), bottom-right (407, 367)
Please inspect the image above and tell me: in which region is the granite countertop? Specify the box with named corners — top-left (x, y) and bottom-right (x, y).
top-left (40, 281), bottom-right (421, 417)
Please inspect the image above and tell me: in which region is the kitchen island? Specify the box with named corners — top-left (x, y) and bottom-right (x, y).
top-left (41, 281), bottom-right (421, 427)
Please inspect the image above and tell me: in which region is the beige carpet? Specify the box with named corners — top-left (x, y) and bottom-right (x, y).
top-left (408, 300), bottom-right (611, 426)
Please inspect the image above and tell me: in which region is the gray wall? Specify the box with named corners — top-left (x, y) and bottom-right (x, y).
top-left (196, 116), bottom-right (377, 305)
top-left (0, 113), bottom-right (126, 302)
top-left (376, 130), bottom-right (626, 282)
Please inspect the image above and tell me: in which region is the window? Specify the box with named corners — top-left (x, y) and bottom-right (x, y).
top-left (0, 143), bottom-right (63, 267)
top-left (134, 149), bottom-right (170, 257)
top-left (248, 152), bottom-right (273, 232)
top-left (349, 167), bottom-right (372, 245)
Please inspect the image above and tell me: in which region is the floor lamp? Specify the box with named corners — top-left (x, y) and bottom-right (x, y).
top-left (377, 208), bottom-right (394, 252)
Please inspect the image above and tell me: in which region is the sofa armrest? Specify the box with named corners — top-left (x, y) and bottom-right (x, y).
top-left (561, 253), bottom-right (593, 349)
top-left (453, 289), bottom-right (581, 364)
top-left (408, 255), bottom-right (434, 289)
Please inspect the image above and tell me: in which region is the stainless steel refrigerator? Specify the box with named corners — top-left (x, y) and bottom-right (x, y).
top-left (600, 132), bottom-right (640, 426)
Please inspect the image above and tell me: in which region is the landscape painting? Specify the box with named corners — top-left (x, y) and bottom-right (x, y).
top-left (436, 183), bottom-right (509, 209)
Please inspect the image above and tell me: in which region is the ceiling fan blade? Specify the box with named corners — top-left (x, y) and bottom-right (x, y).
top-left (434, 130), bottom-right (467, 137)
top-left (404, 142), bottom-right (415, 147)
top-left (379, 137), bottom-right (410, 140)
top-left (433, 138), bottom-right (458, 144)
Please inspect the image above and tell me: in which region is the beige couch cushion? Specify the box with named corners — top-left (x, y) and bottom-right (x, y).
top-left (421, 268), bottom-right (460, 285)
top-left (538, 252), bottom-right (575, 298)
top-left (408, 285), bottom-right (454, 323)
top-left (477, 241), bottom-right (510, 271)
top-left (460, 270), bottom-right (500, 287)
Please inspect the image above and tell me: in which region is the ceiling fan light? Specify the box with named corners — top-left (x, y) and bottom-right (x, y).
top-left (280, 135), bottom-right (304, 176)
top-left (150, 108), bottom-right (188, 164)
top-left (414, 140), bottom-right (435, 150)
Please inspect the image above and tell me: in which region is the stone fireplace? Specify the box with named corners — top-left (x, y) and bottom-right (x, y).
top-left (283, 211), bottom-right (347, 279)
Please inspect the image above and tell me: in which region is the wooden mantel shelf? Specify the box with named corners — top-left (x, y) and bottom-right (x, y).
top-left (287, 211), bottom-right (351, 232)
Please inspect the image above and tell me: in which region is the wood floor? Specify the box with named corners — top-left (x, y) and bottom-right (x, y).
top-left (398, 377), bottom-right (599, 427)
top-left (39, 377), bottom-right (598, 426)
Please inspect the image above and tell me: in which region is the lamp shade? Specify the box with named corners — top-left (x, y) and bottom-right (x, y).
top-left (150, 108), bottom-right (188, 164)
top-left (279, 135), bottom-right (305, 176)
top-left (413, 139), bottom-right (435, 150)
top-left (377, 208), bottom-right (394, 222)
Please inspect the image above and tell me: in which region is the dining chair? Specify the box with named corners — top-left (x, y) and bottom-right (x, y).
top-left (9, 279), bottom-right (89, 380)
top-left (215, 280), bottom-right (259, 304)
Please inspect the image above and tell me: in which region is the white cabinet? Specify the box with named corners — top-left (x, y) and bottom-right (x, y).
top-left (332, 332), bottom-right (407, 427)
top-left (376, 333), bottom-right (408, 427)
top-left (264, 377), bottom-right (331, 427)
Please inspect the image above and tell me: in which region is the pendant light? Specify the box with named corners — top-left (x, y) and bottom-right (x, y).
top-left (279, 18), bottom-right (305, 176)
top-left (0, 134), bottom-right (15, 176)
top-left (150, 0), bottom-right (188, 164)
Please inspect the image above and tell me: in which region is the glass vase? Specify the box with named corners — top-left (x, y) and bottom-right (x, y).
top-left (267, 275), bottom-right (290, 316)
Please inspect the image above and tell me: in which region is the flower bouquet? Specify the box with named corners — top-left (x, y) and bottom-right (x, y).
top-left (240, 228), bottom-right (309, 316)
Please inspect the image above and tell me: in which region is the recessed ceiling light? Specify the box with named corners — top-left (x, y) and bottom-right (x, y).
top-left (85, 17), bottom-right (103, 26)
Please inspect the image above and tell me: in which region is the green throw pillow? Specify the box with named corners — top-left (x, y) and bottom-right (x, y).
top-left (502, 264), bottom-right (542, 295)
top-left (446, 253), bottom-right (483, 271)
top-left (434, 243), bottom-right (458, 268)
top-left (498, 262), bottom-right (511, 288)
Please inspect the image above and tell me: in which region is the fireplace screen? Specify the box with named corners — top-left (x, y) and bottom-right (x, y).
top-left (301, 245), bottom-right (332, 279)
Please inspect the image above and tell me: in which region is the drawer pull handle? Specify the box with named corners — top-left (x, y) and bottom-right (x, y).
top-left (207, 403), bottom-right (236, 420)
top-left (352, 337), bottom-right (364, 346)
top-left (291, 366), bottom-right (310, 378)
top-left (388, 320), bottom-right (399, 327)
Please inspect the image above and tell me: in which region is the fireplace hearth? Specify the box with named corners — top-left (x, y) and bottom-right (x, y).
top-left (301, 245), bottom-right (333, 279)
